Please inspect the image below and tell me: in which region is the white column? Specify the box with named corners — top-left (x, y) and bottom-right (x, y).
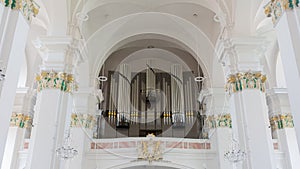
top-left (1, 127), bottom-right (24, 169)
top-left (229, 90), bottom-right (276, 169)
top-left (0, 4), bottom-right (10, 48)
top-left (267, 88), bottom-right (300, 169)
top-left (25, 37), bottom-right (76, 169)
top-left (1, 88), bottom-right (34, 169)
top-left (68, 88), bottom-right (97, 169)
top-left (275, 10), bottom-right (300, 151)
top-left (0, 4), bottom-right (4, 18)
top-left (0, 11), bottom-right (29, 167)
top-left (200, 88), bottom-right (232, 169)
top-left (223, 38), bottom-right (276, 169)
top-left (0, 5), bottom-right (9, 43)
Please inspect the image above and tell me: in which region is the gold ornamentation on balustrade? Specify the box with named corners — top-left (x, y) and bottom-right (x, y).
top-left (70, 113), bottom-right (96, 129)
top-left (10, 113), bottom-right (32, 128)
top-left (138, 134), bottom-right (162, 163)
top-left (265, 0), bottom-right (299, 24)
top-left (205, 114), bottom-right (232, 129)
top-left (1, 0), bottom-right (40, 21)
top-left (225, 71), bottom-right (267, 95)
top-left (35, 71), bottom-right (78, 93)
top-left (270, 113), bottom-right (294, 130)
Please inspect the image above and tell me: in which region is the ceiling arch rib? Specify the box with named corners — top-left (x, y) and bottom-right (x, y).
top-left (82, 0), bottom-right (223, 17)
top-left (104, 44), bottom-right (201, 76)
top-left (81, 1), bottom-right (222, 44)
top-left (83, 12), bottom-right (224, 87)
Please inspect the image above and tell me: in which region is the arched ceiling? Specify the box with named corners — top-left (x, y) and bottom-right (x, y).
top-left (22, 0), bottom-right (280, 89)
top-left (103, 39), bottom-right (202, 77)
top-left (84, 12), bottom-right (216, 76)
top-left (81, 1), bottom-right (221, 43)
top-left (74, 0), bottom-right (231, 87)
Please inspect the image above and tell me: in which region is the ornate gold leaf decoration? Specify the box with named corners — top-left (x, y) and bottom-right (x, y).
top-left (1, 0), bottom-right (40, 21)
top-left (270, 113), bottom-right (294, 130)
top-left (225, 71), bottom-right (267, 95)
top-left (35, 71), bottom-right (78, 93)
top-left (138, 134), bottom-right (162, 163)
top-left (264, 0), bottom-right (299, 25)
top-left (205, 114), bottom-right (232, 129)
top-left (10, 113), bottom-right (32, 128)
top-left (70, 113), bottom-right (96, 129)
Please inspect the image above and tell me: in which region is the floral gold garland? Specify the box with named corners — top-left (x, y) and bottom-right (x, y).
top-left (205, 114), bottom-right (232, 129)
top-left (270, 113), bottom-right (294, 130)
top-left (70, 113), bottom-right (96, 129)
top-left (225, 71), bottom-right (267, 95)
top-left (10, 113), bottom-right (32, 128)
top-left (35, 71), bottom-right (78, 93)
top-left (1, 0), bottom-right (39, 21)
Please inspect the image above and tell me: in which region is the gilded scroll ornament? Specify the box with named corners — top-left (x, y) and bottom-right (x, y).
top-left (70, 113), bottom-right (96, 129)
top-left (35, 71), bottom-right (78, 93)
top-left (1, 0), bottom-right (40, 21)
top-left (270, 113), bottom-right (294, 130)
top-left (10, 113), bottom-right (32, 128)
top-left (205, 114), bottom-right (232, 129)
top-left (225, 71), bottom-right (267, 95)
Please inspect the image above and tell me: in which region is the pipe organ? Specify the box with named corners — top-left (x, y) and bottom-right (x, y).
top-left (97, 63), bottom-right (204, 138)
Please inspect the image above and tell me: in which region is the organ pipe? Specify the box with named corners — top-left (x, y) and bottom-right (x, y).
top-left (171, 64), bottom-right (185, 125)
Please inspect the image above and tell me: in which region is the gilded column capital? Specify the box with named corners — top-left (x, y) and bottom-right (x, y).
top-left (225, 71), bottom-right (267, 95)
top-left (270, 113), bottom-right (294, 130)
top-left (10, 113), bottom-right (32, 128)
top-left (35, 70), bottom-right (78, 93)
top-left (1, 0), bottom-right (39, 21)
top-left (70, 113), bottom-right (96, 129)
top-left (205, 114), bottom-right (232, 129)
top-left (265, 0), bottom-right (299, 25)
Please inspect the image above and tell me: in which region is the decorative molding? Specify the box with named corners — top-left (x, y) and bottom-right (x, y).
top-left (265, 0), bottom-right (299, 25)
top-left (138, 134), bottom-right (163, 162)
top-left (70, 113), bottom-right (96, 129)
top-left (1, 0), bottom-right (40, 21)
top-left (225, 71), bottom-right (267, 95)
top-left (35, 71), bottom-right (78, 93)
top-left (10, 113), bottom-right (32, 128)
top-left (270, 113), bottom-right (294, 130)
top-left (91, 140), bottom-right (211, 150)
top-left (205, 114), bottom-right (232, 129)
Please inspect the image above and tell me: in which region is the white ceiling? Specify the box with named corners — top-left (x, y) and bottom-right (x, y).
top-left (22, 0), bottom-right (278, 88)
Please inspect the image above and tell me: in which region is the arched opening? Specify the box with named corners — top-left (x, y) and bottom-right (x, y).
top-left (93, 37), bottom-right (207, 139)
